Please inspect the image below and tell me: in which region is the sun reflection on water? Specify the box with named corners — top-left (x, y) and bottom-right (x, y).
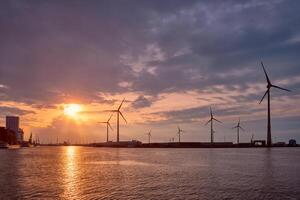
top-left (62, 146), bottom-right (80, 199)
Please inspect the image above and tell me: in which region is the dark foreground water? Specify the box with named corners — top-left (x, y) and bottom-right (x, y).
top-left (0, 147), bottom-right (299, 200)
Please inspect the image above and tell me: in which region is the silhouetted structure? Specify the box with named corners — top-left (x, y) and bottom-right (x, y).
top-left (250, 134), bottom-right (254, 144)
top-left (177, 126), bottom-right (184, 143)
top-left (29, 132), bottom-right (33, 144)
top-left (6, 116), bottom-right (24, 143)
top-left (99, 114), bottom-right (113, 142)
top-left (288, 139), bottom-right (297, 146)
top-left (232, 118), bottom-right (245, 144)
top-left (105, 98), bottom-right (127, 143)
top-left (0, 127), bottom-right (18, 144)
top-left (259, 62), bottom-right (291, 147)
top-left (205, 107), bottom-right (222, 144)
top-left (146, 130), bottom-right (152, 144)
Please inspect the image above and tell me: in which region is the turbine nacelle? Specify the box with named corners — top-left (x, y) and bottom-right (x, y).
top-left (146, 129), bottom-right (152, 137)
top-left (232, 118), bottom-right (245, 131)
top-left (205, 107), bottom-right (222, 125)
top-left (177, 126), bottom-right (184, 134)
top-left (98, 114), bottom-right (114, 130)
top-left (260, 62), bottom-right (291, 104)
top-left (104, 98), bottom-right (127, 123)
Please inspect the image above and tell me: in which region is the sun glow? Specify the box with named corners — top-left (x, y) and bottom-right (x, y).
top-left (64, 104), bottom-right (82, 117)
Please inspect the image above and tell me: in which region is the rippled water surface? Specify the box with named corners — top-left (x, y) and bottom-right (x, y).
top-left (0, 147), bottom-right (299, 200)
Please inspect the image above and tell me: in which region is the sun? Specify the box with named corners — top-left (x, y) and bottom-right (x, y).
top-left (64, 104), bottom-right (82, 117)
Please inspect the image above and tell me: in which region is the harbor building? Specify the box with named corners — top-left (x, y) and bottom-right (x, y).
top-left (6, 116), bottom-right (23, 143)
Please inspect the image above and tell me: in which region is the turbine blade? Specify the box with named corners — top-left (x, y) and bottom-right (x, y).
top-left (119, 111), bottom-right (127, 123)
top-left (205, 119), bottom-right (212, 125)
top-left (118, 98), bottom-right (125, 110)
top-left (104, 110), bottom-right (117, 112)
top-left (108, 114), bottom-right (113, 122)
top-left (259, 89), bottom-right (269, 104)
top-left (210, 107), bottom-right (212, 117)
top-left (213, 118), bottom-right (222, 123)
top-left (108, 122), bottom-right (113, 130)
top-left (240, 126), bottom-right (245, 131)
top-left (232, 126), bottom-right (238, 129)
top-left (272, 85), bottom-right (291, 92)
top-left (261, 61), bottom-right (271, 85)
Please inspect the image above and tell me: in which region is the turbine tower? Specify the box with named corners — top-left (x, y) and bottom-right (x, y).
top-left (98, 114), bottom-right (113, 142)
top-left (29, 132), bottom-right (33, 144)
top-left (259, 62), bottom-right (291, 147)
top-left (177, 126), bottom-right (184, 143)
top-left (146, 129), bottom-right (152, 144)
top-left (250, 133), bottom-right (254, 144)
top-left (205, 107), bottom-right (222, 144)
top-left (232, 118), bottom-right (245, 144)
top-left (105, 98), bottom-right (127, 143)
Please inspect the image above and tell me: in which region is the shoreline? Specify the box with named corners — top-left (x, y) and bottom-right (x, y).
top-left (37, 142), bottom-right (300, 148)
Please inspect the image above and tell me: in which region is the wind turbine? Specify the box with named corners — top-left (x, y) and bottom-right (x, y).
top-left (146, 129), bottom-right (152, 144)
top-left (259, 62), bottom-right (291, 147)
top-left (205, 107), bottom-right (222, 144)
top-left (250, 133), bottom-right (254, 144)
top-left (177, 126), bottom-right (184, 143)
top-left (232, 118), bottom-right (245, 144)
top-left (98, 114), bottom-right (113, 142)
top-left (105, 98), bottom-right (127, 143)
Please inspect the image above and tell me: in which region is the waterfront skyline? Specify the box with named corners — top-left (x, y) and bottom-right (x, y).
top-left (0, 0), bottom-right (300, 144)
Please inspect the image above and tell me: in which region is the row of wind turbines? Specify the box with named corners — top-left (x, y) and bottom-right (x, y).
top-left (99, 62), bottom-right (291, 147)
top-left (150, 109), bottom-right (243, 145)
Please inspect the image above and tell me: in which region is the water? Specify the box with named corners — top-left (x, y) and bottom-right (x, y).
top-left (0, 147), bottom-right (299, 200)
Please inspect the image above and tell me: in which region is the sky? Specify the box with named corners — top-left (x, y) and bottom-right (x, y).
top-left (0, 0), bottom-right (300, 144)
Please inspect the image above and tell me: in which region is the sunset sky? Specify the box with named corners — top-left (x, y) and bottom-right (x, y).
top-left (0, 0), bottom-right (299, 143)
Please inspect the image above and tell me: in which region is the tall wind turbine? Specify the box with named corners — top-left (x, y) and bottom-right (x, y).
top-left (105, 98), bottom-right (127, 143)
top-left (146, 129), bottom-right (152, 144)
top-left (259, 62), bottom-right (291, 147)
top-left (232, 118), bottom-right (245, 144)
top-left (98, 114), bottom-right (113, 142)
top-left (205, 107), bottom-right (222, 144)
top-left (177, 126), bottom-right (184, 143)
